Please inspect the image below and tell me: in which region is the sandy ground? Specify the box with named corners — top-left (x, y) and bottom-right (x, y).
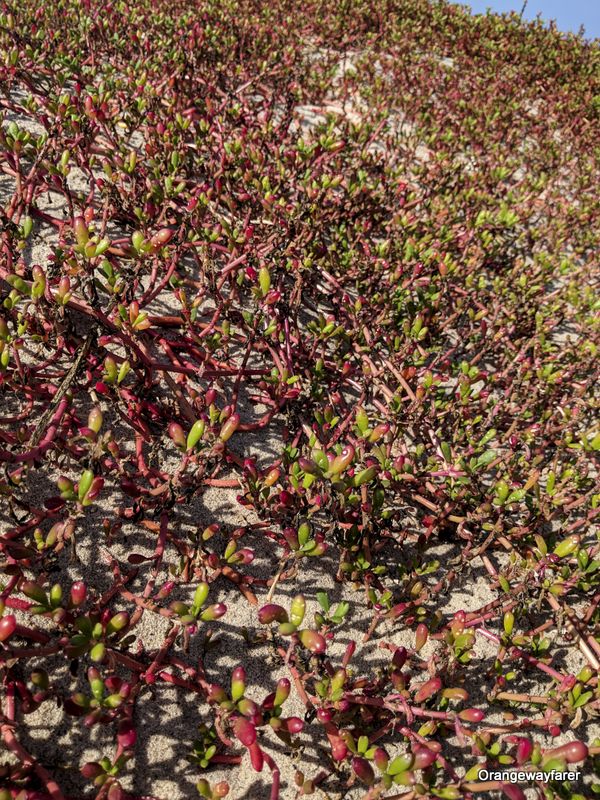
top-left (7, 480), bottom-right (597, 800)
top-left (1, 44), bottom-right (599, 800)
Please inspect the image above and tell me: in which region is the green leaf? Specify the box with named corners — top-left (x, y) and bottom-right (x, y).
top-left (506, 488), bottom-right (526, 504)
top-left (316, 591), bottom-right (330, 612)
top-left (573, 691), bottom-right (593, 708)
top-left (476, 450), bottom-right (497, 467)
top-left (332, 602), bottom-right (349, 621)
top-left (388, 753), bottom-right (414, 775)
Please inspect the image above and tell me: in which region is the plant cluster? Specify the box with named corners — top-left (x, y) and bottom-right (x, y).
top-left (0, 0), bottom-right (599, 798)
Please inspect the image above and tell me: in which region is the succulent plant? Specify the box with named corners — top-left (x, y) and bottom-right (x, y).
top-left (0, 0), bottom-right (598, 798)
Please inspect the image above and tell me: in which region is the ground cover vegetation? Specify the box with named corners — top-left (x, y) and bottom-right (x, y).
top-left (0, 0), bottom-right (599, 798)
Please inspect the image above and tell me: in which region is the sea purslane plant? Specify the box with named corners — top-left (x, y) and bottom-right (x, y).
top-left (0, 0), bottom-right (599, 798)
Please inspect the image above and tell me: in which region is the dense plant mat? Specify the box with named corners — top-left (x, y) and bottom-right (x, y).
top-left (0, 0), bottom-right (599, 798)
